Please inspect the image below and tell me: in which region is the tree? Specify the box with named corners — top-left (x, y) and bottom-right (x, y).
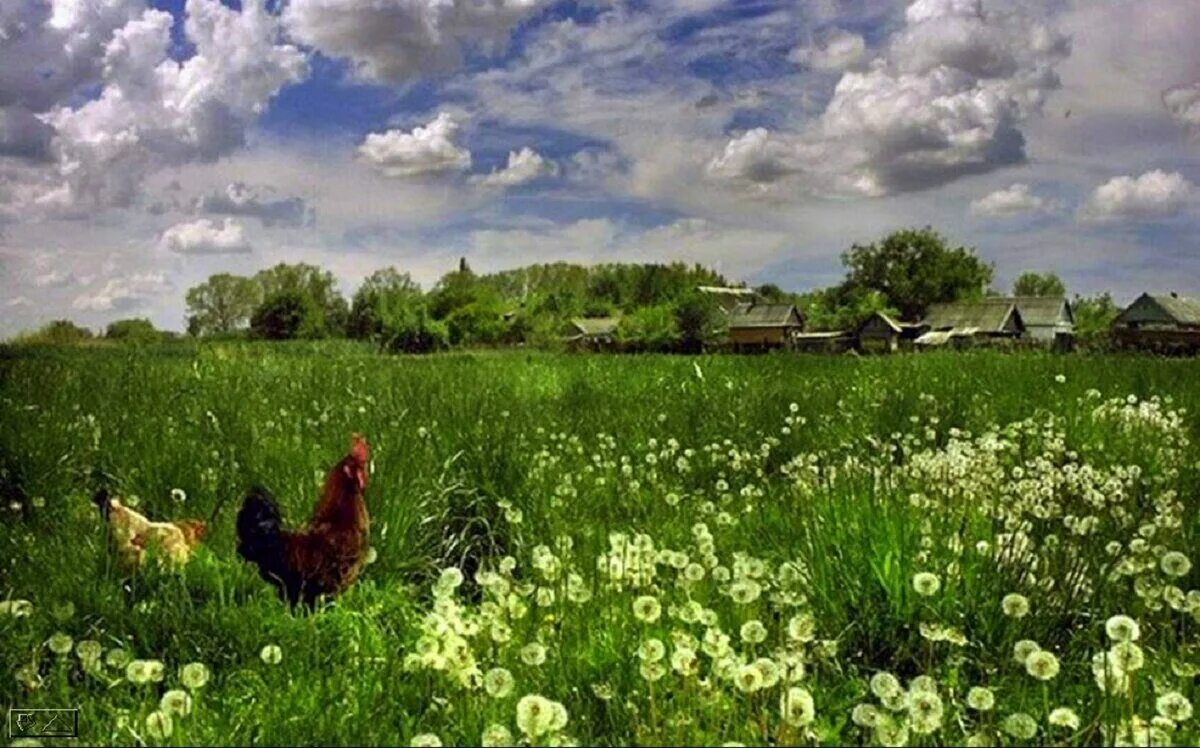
top-left (1072, 292), bottom-right (1120, 346)
top-left (1013, 272), bottom-right (1066, 297)
top-left (185, 273), bottom-right (261, 336)
top-left (348, 268), bottom-right (423, 340)
top-left (837, 227), bottom-right (994, 320)
top-left (674, 292), bottom-right (725, 353)
top-left (616, 305), bottom-right (679, 352)
top-left (251, 291), bottom-right (323, 340)
top-left (105, 318), bottom-right (162, 343)
top-left (253, 263), bottom-right (348, 337)
top-left (380, 303), bottom-right (449, 353)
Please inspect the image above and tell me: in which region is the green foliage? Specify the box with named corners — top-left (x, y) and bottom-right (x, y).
top-left (185, 274), bottom-right (261, 337)
top-left (12, 319), bottom-right (94, 345)
top-left (253, 263), bottom-right (348, 337)
top-left (380, 304), bottom-right (449, 353)
top-left (674, 291), bottom-right (726, 352)
top-left (1013, 271), bottom-right (1067, 297)
top-left (105, 318), bottom-right (163, 343)
top-left (836, 227), bottom-right (994, 320)
top-left (1073, 292), bottom-right (1120, 347)
top-left (616, 304), bottom-right (679, 351)
top-left (800, 288), bottom-right (900, 332)
top-left (348, 268), bottom-right (423, 340)
top-left (250, 291), bottom-right (325, 340)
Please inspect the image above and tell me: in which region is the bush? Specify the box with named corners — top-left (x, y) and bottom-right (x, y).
top-left (381, 304), bottom-right (449, 353)
top-left (105, 318), bottom-right (163, 343)
top-left (13, 319), bottom-right (94, 345)
top-left (251, 291), bottom-right (325, 340)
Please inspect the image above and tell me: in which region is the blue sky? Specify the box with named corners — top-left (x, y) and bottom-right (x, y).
top-left (2, 0), bottom-right (1200, 333)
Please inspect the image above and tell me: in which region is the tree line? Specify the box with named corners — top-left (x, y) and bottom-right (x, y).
top-left (14, 228), bottom-right (1122, 349)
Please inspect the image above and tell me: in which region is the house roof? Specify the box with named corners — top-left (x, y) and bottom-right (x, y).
top-left (728, 303), bottom-right (803, 328)
top-left (998, 296), bottom-right (1072, 327)
top-left (921, 300), bottom-right (1022, 333)
top-left (569, 317), bottom-right (619, 336)
top-left (1149, 294), bottom-right (1200, 324)
top-left (857, 311), bottom-right (903, 334)
top-left (697, 285), bottom-right (758, 296)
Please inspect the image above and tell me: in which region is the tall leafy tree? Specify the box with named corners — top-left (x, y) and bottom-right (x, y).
top-left (253, 263), bottom-right (348, 336)
top-left (836, 227), bottom-right (994, 320)
top-left (184, 273), bottom-right (261, 336)
top-left (348, 268), bottom-right (423, 339)
top-left (1012, 271), bottom-right (1067, 297)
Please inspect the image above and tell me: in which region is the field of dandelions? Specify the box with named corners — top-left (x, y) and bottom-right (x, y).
top-left (0, 343), bottom-right (1197, 746)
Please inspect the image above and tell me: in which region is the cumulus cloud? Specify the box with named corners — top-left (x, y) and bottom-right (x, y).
top-left (970, 183), bottom-right (1050, 217)
top-left (1163, 82), bottom-right (1200, 137)
top-left (72, 272), bottom-right (171, 311)
top-left (33, 269), bottom-right (83, 288)
top-left (358, 112), bottom-right (472, 177)
top-left (1079, 170), bottom-right (1194, 223)
top-left (4, 296), bottom-right (32, 309)
top-left (159, 218), bottom-right (252, 254)
top-left (283, 0), bottom-right (547, 83)
top-left (789, 28), bottom-right (866, 72)
top-left (472, 147), bottom-right (558, 188)
top-left (22, 0), bottom-right (307, 213)
top-left (709, 0), bottom-right (1070, 196)
top-left (198, 182), bottom-right (310, 227)
top-left (0, 106), bottom-right (54, 160)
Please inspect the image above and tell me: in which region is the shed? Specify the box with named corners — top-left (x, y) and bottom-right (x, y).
top-left (1111, 292), bottom-right (1200, 354)
top-left (855, 311), bottom-right (924, 352)
top-left (564, 317), bottom-right (620, 349)
top-left (727, 303), bottom-right (804, 349)
top-left (920, 299), bottom-right (1025, 341)
top-left (794, 330), bottom-right (855, 353)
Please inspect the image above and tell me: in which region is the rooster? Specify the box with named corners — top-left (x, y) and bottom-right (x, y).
top-left (93, 489), bottom-right (208, 572)
top-left (236, 434), bottom-right (371, 608)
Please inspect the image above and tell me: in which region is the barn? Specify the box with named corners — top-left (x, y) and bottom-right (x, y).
top-left (727, 303), bottom-right (804, 350)
top-left (1111, 293), bottom-right (1200, 354)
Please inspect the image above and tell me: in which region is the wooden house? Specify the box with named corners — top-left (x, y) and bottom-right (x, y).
top-left (697, 285), bottom-right (760, 311)
top-left (727, 303), bottom-right (804, 350)
top-left (794, 330), bottom-right (855, 353)
top-left (916, 299), bottom-right (1024, 348)
top-left (1111, 293), bottom-right (1200, 354)
top-left (564, 317), bottom-right (620, 350)
top-left (854, 311), bottom-right (925, 353)
top-left (1003, 296), bottom-right (1074, 349)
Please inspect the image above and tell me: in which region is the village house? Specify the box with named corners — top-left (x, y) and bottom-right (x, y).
top-left (1002, 296), bottom-right (1074, 350)
top-left (726, 302), bottom-right (804, 350)
top-left (854, 311), bottom-right (926, 353)
top-left (1111, 293), bottom-right (1200, 354)
top-left (916, 299), bottom-right (1025, 348)
top-left (564, 317), bottom-right (620, 350)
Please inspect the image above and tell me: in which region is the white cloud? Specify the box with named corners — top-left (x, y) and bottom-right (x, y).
top-left (1080, 170), bottom-right (1194, 223)
top-left (33, 269), bottom-right (82, 288)
top-left (72, 272), bottom-right (171, 311)
top-left (472, 147), bottom-right (557, 188)
top-left (709, 0), bottom-right (1070, 197)
top-left (159, 218), bottom-right (252, 254)
top-left (4, 296), bottom-right (32, 309)
top-left (789, 29), bottom-right (866, 72)
top-left (24, 0), bottom-right (307, 213)
top-left (358, 112), bottom-right (472, 177)
top-left (198, 182), bottom-right (310, 227)
top-left (970, 183), bottom-right (1049, 217)
top-left (1163, 82), bottom-right (1200, 138)
top-left (283, 0), bottom-right (547, 83)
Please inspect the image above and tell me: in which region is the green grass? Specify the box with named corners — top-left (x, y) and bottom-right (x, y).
top-left (1, 343), bottom-right (1197, 746)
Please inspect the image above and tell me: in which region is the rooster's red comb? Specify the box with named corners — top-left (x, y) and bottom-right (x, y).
top-left (349, 433), bottom-right (369, 465)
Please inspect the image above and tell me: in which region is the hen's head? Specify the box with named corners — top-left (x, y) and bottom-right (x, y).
top-left (343, 433), bottom-right (370, 492)
top-left (178, 520), bottom-right (207, 547)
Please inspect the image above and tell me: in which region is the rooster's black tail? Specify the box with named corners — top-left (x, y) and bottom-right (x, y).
top-left (92, 487), bottom-right (111, 522)
top-left (235, 486), bottom-right (290, 588)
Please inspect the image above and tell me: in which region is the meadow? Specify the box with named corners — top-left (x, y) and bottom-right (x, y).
top-left (0, 343), bottom-right (1197, 746)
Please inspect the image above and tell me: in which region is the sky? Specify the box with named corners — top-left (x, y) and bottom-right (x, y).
top-left (1, 0), bottom-right (1199, 335)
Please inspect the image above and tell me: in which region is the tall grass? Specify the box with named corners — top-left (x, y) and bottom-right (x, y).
top-left (0, 344), bottom-right (1196, 745)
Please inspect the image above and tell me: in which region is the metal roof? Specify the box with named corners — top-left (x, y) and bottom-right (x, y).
top-left (921, 300), bottom-right (1022, 333)
top-left (1150, 294), bottom-right (1200, 325)
top-left (727, 303), bottom-right (803, 328)
top-left (569, 317), bottom-right (620, 336)
top-left (1000, 296), bottom-right (1072, 327)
